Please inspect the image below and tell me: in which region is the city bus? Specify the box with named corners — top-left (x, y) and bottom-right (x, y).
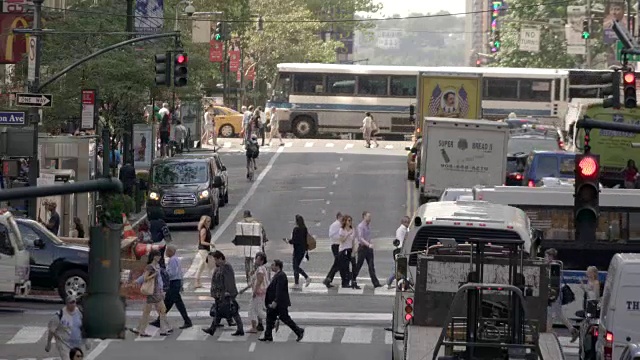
top-left (266, 63), bottom-right (569, 138)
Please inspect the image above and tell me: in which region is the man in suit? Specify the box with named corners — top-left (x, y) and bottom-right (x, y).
top-left (259, 259), bottom-right (305, 342)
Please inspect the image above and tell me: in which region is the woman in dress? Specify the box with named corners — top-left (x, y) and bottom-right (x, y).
top-left (195, 215), bottom-right (213, 289)
top-left (132, 250), bottom-right (171, 337)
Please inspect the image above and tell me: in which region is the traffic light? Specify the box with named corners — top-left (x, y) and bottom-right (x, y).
top-left (409, 104), bottom-right (416, 122)
top-left (214, 22), bottom-right (224, 41)
top-left (623, 71), bottom-right (637, 108)
top-left (154, 52), bottom-right (171, 87)
top-left (602, 70), bottom-right (621, 108)
top-left (494, 30), bottom-right (501, 50)
top-left (582, 19), bottom-right (590, 39)
top-left (574, 154), bottom-right (600, 242)
top-left (174, 52), bottom-right (188, 87)
top-left (83, 225), bottom-right (126, 339)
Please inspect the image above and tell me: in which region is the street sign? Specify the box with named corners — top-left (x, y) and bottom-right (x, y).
top-left (0, 111), bottom-right (26, 125)
top-left (616, 41), bottom-right (640, 61)
top-left (15, 93), bottom-right (52, 107)
top-left (81, 89), bottom-right (96, 130)
top-left (28, 37), bottom-right (36, 82)
top-left (519, 27), bottom-right (540, 52)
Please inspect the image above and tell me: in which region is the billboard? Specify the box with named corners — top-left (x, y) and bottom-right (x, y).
top-left (603, 0), bottom-right (627, 44)
top-left (134, 0), bottom-right (165, 34)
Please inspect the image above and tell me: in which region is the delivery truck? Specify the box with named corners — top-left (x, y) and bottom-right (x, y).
top-left (418, 117), bottom-right (509, 204)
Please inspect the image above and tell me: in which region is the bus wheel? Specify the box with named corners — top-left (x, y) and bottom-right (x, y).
top-left (293, 116), bottom-right (316, 138)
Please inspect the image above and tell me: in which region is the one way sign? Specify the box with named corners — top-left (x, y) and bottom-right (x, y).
top-left (16, 93), bottom-right (53, 107)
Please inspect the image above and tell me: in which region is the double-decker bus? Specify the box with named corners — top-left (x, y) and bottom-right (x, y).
top-left (266, 63), bottom-right (569, 138)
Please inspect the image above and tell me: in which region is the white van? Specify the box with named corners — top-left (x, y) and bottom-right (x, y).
top-left (0, 209), bottom-right (31, 297)
top-left (597, 253), bottom-right (640, 360)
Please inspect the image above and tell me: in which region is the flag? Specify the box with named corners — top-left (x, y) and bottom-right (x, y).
top-left (459, 86), bottom-right (469, 118)
top-left (428, 85), bottom-right (441, 116)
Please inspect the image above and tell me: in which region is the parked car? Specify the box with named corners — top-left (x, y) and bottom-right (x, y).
top-left (15, 218), bottom-right (89, 300)
top-left (211, 106), bottom-right (244, 138)
top-left (619, 343), bottom-right (640, 360)
top-left (147, 156), bottom-right (224, 226)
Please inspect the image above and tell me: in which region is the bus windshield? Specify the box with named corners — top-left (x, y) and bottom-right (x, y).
top-left (271, 73), bottom-right (291, 102)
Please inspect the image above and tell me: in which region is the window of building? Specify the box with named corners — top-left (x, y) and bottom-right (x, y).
top-left (293, 74), bottom-right (324, 94)
top-left (358, 76), bottom-right (388, 96)
top-left (390, 76), bottom-right (416, 97)
top-left (326, 75), bottom-right (355, 94)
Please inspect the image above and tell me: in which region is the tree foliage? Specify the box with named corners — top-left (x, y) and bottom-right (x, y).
top-left (493, 0), bottom-right (609, 68)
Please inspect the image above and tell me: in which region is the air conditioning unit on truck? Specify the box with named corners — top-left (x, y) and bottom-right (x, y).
top-left (0, 209), bottom-right (31, 298)
top-left (390, 200), bottom-right (564, 360)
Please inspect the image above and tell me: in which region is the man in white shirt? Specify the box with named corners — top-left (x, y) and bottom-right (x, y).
top-left (158, 102), bottom-right (170, 119)
top-left (323, 212), bottom-right (343, 288)
top-left (387, 216), bottom-right (410, 289)
top-left (242, 106), bottom-right (253, 145)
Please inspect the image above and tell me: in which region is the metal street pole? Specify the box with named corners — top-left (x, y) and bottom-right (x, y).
top-left (124, 0), bottom-right (135, 165)
top-left (27, 0), bottom-right (44, 220)
top-left (223, 38), bottom-right (228, 106)
top-left (586, 0), bottom-right (592, 68)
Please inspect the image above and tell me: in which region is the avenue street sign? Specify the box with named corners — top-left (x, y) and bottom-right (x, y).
top-left (15, 93), bottom-right (53, 107)
top-left (0, 111), bottom-right (26, 125)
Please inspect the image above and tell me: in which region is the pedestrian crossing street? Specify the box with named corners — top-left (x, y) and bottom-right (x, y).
top-left (205, 139), bottom-right (410, 154)
top-left (0, 324), bottom-right (579, 353)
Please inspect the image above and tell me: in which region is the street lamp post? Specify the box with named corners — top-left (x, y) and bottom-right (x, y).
top-left (174, 1), bottom-right (196, 32)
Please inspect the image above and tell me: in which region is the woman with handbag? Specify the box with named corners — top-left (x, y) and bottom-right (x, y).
top-left (337, 215), bottom-right (360, 289)
top-left (130, 250), bottom-right (172, 337)
top-left (287, 215), bottom-right (311, 289)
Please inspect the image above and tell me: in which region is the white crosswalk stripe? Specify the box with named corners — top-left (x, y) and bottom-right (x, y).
top-left (325, 142), bottom-right (335, 148)
top-left (344, 143), bottom-right (354, 150)
top-left (206, 139), bottom-right (409, 154)
top-left (304, 142), bottom-right (314, 147)
top-left (0, 325), bottom-right (581, 352)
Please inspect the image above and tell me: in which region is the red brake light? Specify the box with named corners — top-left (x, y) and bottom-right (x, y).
top-left (559, 141), bottom-right (564, 148)
top-left (528, 180), bottom-right (535, 187)
top-left (420, 175), bottom-right (425, 185)
top-left (515, 173), bottom-right (522, 180)
top-left (578, 156), bottom-right (598, 177)
top-left (605, 331), bottom-right (613, 342)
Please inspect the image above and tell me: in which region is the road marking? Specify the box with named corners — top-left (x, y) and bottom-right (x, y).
top-left (284, 142), bottom-right (293, 147)
top-left (134, 326), bottom-right (165, 341)
top-left (321, 209), bottom-right (326, 214)
top-left (341, 327), bottom-right (373, 344)
top-left (339, 157), bottom-right (343, 162)
top-left (304, 142), bottom-right (314, 147)
top-left (249, 342), bottom-right (256, 352)
top-left (6, 326), bottom-right (46, 344)
top-left (223, 142), bottom-right (231, 148)
top-left (195, 282), bottom-right (330, 294)
top-left (336, 166), bottom-right (340, 171)
top-left (385, 331), bottom-right (393, 345)
top-left (385, 145), bottom-right (394, 149)
top-left (344, 144), bottom-right (354, 150)
top-left (406, 180), bottom-right (411, 217)
top-left (273, 326), bottom-right (293, 342)
top-left (302, 186), bottom-right (326, 190)
top-left (332, 181), bottom-right (336, 185)
top-left (329, 191), bottom-right (334, 195)
top-left (184, 146), bottom-right (285, 278)
top-left (325, 200), bottom-right (331, 205)
top-left (176, 325), bottom-right (209, 341)
top-left (338, 286), bottom-right (364, 295)
top-left (86, 339), bottom-right (112, 360)
top-left (218, 331), bottom-right (248, 342)
top-left (334, 174), bottom-right (338, 179)
top-left (300, 199), bottom-right (325, 202)
top-left (374, 286), bottom-right (396, 296)
top-left (326, 143), bottom-right (335, 148)
top-left (300, 326), bottom-right (334, 343)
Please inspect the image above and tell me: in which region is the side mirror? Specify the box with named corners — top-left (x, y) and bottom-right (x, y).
top-left (34, 238), bottom-right (45, 248)
top-left (213, 176), bottom-right (223, 188)
top-left (393, 239), bottom-right (400, 247)
top-left (221, 165), bottom-right (227, 171)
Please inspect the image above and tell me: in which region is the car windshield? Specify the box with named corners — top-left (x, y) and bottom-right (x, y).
top-left (152, 162), bottom-right (208, 184)
top-left (22, 220), bottom-right (64, 245)
top-left (508, 138), bottom-right (558, 155)
top-left (507, 119), bottom-right (539, 129)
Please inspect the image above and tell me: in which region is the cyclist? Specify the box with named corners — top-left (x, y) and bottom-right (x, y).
top-left (245, 134), bottom-right (259, 179)
top-left (236, 210), bottom-right (268, 281)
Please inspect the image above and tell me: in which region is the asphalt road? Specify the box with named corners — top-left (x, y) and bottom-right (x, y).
top-left (0, 139), bottom-right (578, 360)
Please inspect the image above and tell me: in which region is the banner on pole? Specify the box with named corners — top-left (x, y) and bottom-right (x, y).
top-left (209, 40), bottom-right (223, 62)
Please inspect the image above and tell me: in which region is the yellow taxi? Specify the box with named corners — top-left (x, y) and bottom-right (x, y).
top-left (209, 106), bottom-right (244, 138)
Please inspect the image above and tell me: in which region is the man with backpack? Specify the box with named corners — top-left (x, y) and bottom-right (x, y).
top-left (245, 134), bottom-right (260, 179)
top-left (45, 295), bottom-right (89, 360)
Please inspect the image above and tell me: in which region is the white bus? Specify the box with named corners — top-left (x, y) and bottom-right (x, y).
top-left (266, 63), bottom-right (569, 138)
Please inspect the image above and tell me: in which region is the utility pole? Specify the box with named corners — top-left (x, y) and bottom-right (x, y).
top-left (586, 0), bottom-right (592, 68)
top-left (123, 0), bottom-right (135, 166)
top-left (27, 0), bottom-right (44, 220)
top-left (223, 35), bottom-right (228, 106)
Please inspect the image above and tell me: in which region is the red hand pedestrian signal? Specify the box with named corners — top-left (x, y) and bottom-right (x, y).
top-left (578, 156), bottom-right (598, 178)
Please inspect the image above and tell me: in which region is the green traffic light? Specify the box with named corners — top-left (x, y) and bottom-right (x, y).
top-left (215, 34), bottom-right (222, 41)
top-left (494, 41), bottom-right (501, 48)
top-left (582, 31), bottom-right (590, 39)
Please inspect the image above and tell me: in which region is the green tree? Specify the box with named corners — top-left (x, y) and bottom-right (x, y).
top-left (493, 0), bottom-right (608, 68)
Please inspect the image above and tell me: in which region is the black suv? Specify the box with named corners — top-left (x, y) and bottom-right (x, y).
top-left (173, 151), bottom-right (229, 207)
top-left (15, 218), bottom-right (89, 300)
top-left (147, 156), bottom-right (224, 226)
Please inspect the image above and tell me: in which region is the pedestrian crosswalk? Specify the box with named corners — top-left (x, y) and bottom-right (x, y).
top-left (205, 139), bottom-right (409, 154)
top-left (0, 324), bottom-right (579, 354)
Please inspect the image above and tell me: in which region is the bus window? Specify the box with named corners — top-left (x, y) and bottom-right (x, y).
top-left (485, 78), bottom-right (518, 100)
top-left (390, 76), bottom-right (416, 97)
top-left (358, 76), bottom-right (388, 96)
top-left (293, 73), bottom-right (323, 94)
top-left (327, 75), bottom-right (355, 94)
top-left (519, 79), bottom-right (552, 102)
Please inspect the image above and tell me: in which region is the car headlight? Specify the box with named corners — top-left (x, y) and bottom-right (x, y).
top-left (149, 192), bottom-right (159, 200)
top-left (198, 190), bottom-right (210, 199)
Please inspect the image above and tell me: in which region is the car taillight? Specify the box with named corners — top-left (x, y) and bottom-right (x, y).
top-left (559, 141), bottom-right (564, 149)
top-left (528, 180), bottom-right (534, 187)
top-left (515, 173), bottom-right (522, 180)
top-left (591, 326), bottom-right (598, 337)
top-left (404, 297), bottom-right (413, 321)
top-left (420, 175), bottom-right (425, 185)
top-left (604, 331), bottom-right (613, 360)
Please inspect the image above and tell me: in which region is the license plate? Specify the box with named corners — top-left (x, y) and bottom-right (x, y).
top-left (174, 209), bottom-right (185, 215)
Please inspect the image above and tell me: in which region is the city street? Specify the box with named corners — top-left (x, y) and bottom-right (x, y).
top-left (0, 139), bottom-right (578, 360)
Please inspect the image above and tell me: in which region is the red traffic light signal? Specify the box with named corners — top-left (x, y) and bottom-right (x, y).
top-left (624, 72), bottom-right (636, 84)
top-left (176, 54), bottom-right (187, 64)
top-left (578, 156), bottom-right (599, 178)
top-left (623, 71), bottom-right (637, 108)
